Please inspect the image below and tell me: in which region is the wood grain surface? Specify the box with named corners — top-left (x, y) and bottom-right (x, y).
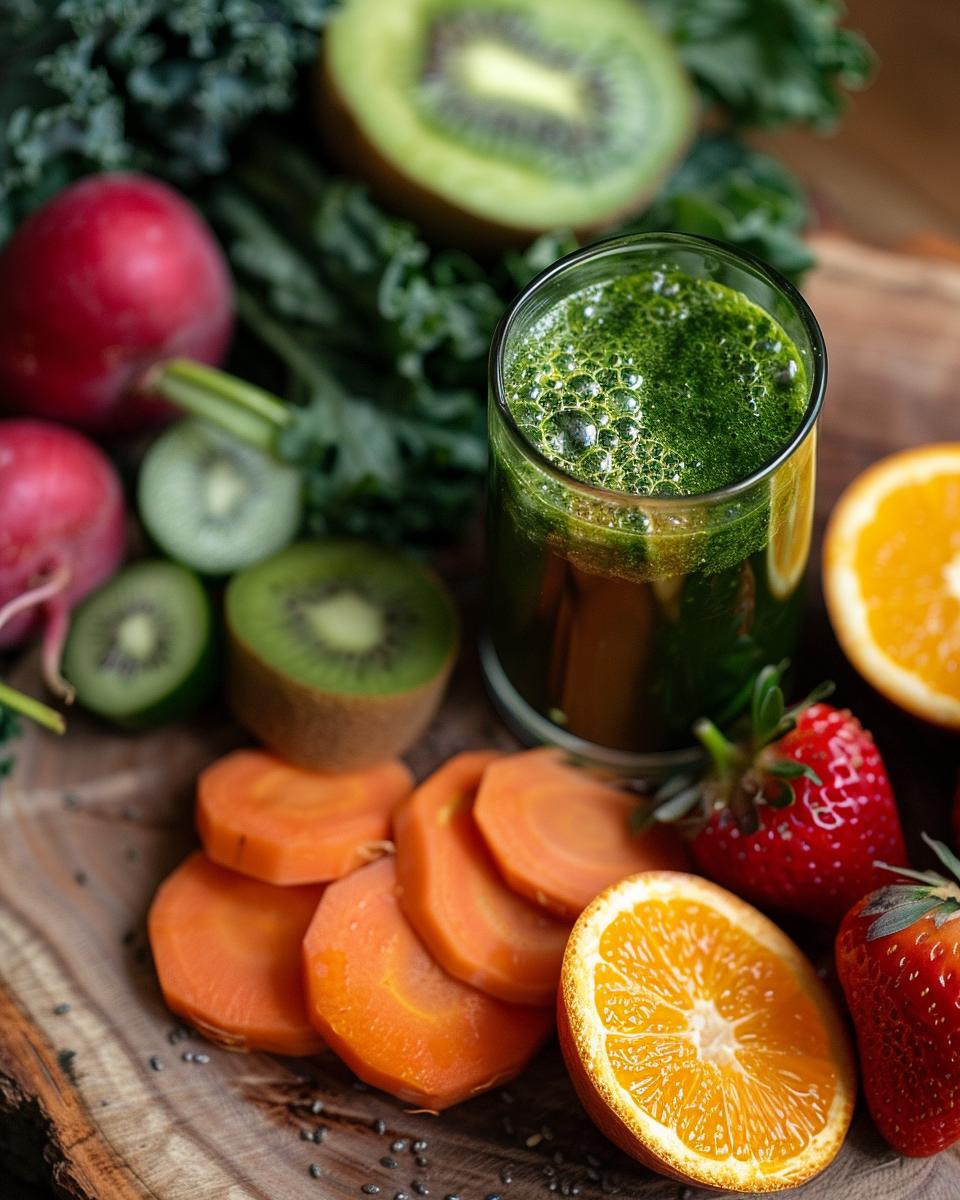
top-left (2, 234), bottom-right (960, 1200)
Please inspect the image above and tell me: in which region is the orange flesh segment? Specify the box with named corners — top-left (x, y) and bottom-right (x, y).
top-left (148, 852), bottom-right (325, 1055)
top-left (303, 856), bottom-right (554, 1109)
top-left (474, 748), bottom-right (689, 918)
top-left (394, 750), bottom-right (571, 1006)
top-left (853, 473), bottom-right (960, 696)
top-left (197, 749), bottom-right (413, 884)
top-left (595, 897), bottom-right (839, 1167)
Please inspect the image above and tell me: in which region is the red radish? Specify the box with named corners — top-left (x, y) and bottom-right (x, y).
top-left (0, 174), bottom-right (233, 433)
top-left (0, 419), bottom-right (126, 702)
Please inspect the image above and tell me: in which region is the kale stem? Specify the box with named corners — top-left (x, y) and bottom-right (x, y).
top-left (0, 682), bottom-right (65, 735)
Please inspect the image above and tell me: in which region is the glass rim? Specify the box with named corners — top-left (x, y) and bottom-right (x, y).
top-left (489, 231), bottom-right (827, 508)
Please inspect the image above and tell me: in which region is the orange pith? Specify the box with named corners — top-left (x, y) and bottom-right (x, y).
top-left (824, 444), bottom-right (960, 728)
top-left (560, 873), bottom-right (854, 1192)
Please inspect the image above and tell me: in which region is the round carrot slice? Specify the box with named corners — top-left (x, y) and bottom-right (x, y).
top-left (394, 750), bottom-right (570, 1006)
top-left (148, 852), bottom-right (325, 1055)
top-left (474, 748), bottom-right (689, 919)
top-left (197, 749), bottom-right (413, 884)
top-left (559, 871), bottom-right (855, 1191)
top-left (303, 855), bottom-right (554, 1109)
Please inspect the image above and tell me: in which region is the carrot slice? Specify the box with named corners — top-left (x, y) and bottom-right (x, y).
top-left (148, 852), bottom-right (325, 1055)
top-left (394, 750), bottom-right (570, 1006)
top-left (196, 749), bottom-right (413, 884)
top-left (302, 856), bottom-right (554, 1109)
top-left (474, 747), bottom-right (690, 920)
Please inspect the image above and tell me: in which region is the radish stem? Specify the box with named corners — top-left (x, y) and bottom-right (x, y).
top-left (0, 562), bottom-right (71, 639)
top-left (0, 681), bottom-right (65, 735)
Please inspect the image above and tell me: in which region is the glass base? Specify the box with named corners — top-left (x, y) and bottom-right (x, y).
top-left (478, 634), bottom-right (705, 781)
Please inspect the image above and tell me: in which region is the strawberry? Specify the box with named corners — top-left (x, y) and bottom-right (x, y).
top-left (836, 836), bottom-right (960, 1157)
top-left (643, 664), bottom-right (907, 925)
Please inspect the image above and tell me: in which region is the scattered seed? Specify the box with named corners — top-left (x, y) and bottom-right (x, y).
top-left (300, 1130), bottom-right (313, 1142)
top-left (443, 1194), bottom-right (460, 1200)
top-left (74, 870), bottom-right (88, 886)
top-left (122, 929), bottom-right (137, 946)
top-left (57, 1049), bottom-right (77, 1081)
top-left (372, 1118), bottom-right (387, 1135)
top-left (485, 1193), bottom-right (503, 1200)
top-left (499, 1166), bottom-right (513, 1185)
top-left (182, 1051), bottom-right (195, 1062)
top-left (570, 1187), bottom-right (581, 1196)
top-left (362, 1185), bottom-right (381, 1195)
top-left (412, 1140), bottom-right (428, 1153)
top-left (525, 1134), bottom-right (542, 1148)
top-left (560, 1186), bottom-right (570, 1197)
top-left (314, 1126), bottom-right (329, 1143)
top-left (122, 805), bottom-right (141, 820)
top-left (309, 1164), bottom-right (322, 1179)
top-left (553, 1152), bottom-right (564, 1165)
top-left (380, 1158), bottom-right (398, 1170)
top-left (149, 1056), bottom-right (163, 1071)
top-left (394, 1193), bottom-right (409, 1200)
top-left (412, 1182), bottom-right (429, 1196)
top-left (500, 1115), bottom-right (514, 1136)
top-left (391, 1139), bottom-right (408, 1153)
top-left (311, 1099), bottom-right (325, 1115)
top-left (125, 847), bottom-right (139, 862)
top-left (541, 1125), bottom-right (554, 1142)
top-left (62, 792), bottom-right (81, 809)
top-left (542, 1166), bottom-right (556, 1179)
top-left (546, 1184), bottom-right (557, 1193)
top-left (585, 1156), bottom-right (601, 1169)
top-left (193, 1052), bottom-right (210, 1064)
top-left (500, 1090), bottom-right (515, 1104)
top-left (53, 1002), bottom-right (71, 1015)
top-left (134, 945), bottom-right (149, 965)
top-left (415, 1156), bottom-right (429, 1168)
top-left (585, 1169), bottom-right (600, 1183)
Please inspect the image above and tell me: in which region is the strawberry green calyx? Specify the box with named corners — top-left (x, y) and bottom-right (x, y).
top-left (863, 834), bottom-right (960, 940)
top-left (644, 662), bottom-right (834, 834)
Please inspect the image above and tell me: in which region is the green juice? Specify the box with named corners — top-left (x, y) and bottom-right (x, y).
top-left (486, 261), bottom-right (817, 758)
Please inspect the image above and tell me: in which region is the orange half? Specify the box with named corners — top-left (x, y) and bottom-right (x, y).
top-left (559, 872), bottom-right (854, 1193)
top-left (823, 443), bottom-right (960, 728)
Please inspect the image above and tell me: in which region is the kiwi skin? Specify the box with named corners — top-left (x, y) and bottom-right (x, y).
top-left (225, 572), bottom-right (458, 773)
top-left (315, 55), bottom-right (695, 256)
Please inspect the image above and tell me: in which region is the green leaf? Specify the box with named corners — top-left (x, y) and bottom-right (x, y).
top-left (922, 833), bottom-right (960, 885)
top-left (764, 759), bottom-right (822, 786)
top-left (867, 898), bottom-right (941, 941)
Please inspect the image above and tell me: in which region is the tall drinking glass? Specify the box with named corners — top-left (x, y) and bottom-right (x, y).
top-left (481, 233), bottom-right (826, 774)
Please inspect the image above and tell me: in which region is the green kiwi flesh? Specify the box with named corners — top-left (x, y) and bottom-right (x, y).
top-left (138, 419), bottom-right (303, 576)
top-left (226, 541), bottom-right (459, 771)
top-left (63, 561), bottom-right (217, 730)
top-left (320, 0), bottom-right (695, 247)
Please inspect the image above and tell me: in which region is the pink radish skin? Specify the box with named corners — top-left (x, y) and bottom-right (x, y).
top-left (0, 174), bottom-right (233, 433)
top-left (0, 420), bottom-right (126, 700)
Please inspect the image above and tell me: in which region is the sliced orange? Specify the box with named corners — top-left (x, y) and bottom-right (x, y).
top-left (767, 428), bottom-right (817, 599)
top-left (559, 872), bottom-right (854, 1193)
top-left (823, 443), bottom-right (960, 728)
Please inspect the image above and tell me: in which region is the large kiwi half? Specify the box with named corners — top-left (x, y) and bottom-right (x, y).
top-left (63, 561), bottom-right (217, 730)
top-left (138, 419), bottom-right (303, 576)
top-left (318, 0), bottom-right (695, 249)
top-left (226, 541), bottom-right (459, 771)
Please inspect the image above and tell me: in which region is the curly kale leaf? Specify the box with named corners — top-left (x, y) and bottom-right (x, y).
top-left (0, 0), bottom-right (330, 238)
top-left (645, 0), bottom-right (874, 129)
top-left (626, 134), bottom-right (815, 280)
top-left (208, 146), bottom-right (500, 544)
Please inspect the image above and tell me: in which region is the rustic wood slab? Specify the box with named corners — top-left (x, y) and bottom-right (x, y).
top-left (2, 233), bottom-right (960, 1200)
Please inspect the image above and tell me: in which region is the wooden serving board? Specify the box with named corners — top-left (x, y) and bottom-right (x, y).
top-left (2, 234), bottom-right (960, 1200)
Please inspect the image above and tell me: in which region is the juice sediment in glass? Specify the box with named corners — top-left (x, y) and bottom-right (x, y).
top-left (485, 234), bottom-right (823, 760)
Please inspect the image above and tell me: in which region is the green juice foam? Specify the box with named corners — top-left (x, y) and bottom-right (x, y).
top-left (503, 268), bottom-right (807, 497)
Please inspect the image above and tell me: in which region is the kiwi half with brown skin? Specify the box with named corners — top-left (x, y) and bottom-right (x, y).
top-left (317, 0), bottom-right (696, 252)
top-left (226, 541), bottom-right (458, 771)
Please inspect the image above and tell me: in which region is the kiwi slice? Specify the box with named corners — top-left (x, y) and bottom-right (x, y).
top-left (63, 561), bottom-right (217, 730)
top-left (138, 419), bottom-right (303, 576)
top-left (226, 541), bottom-right (458, 771)
top-left (319, 0), bottom-right (695, 248)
